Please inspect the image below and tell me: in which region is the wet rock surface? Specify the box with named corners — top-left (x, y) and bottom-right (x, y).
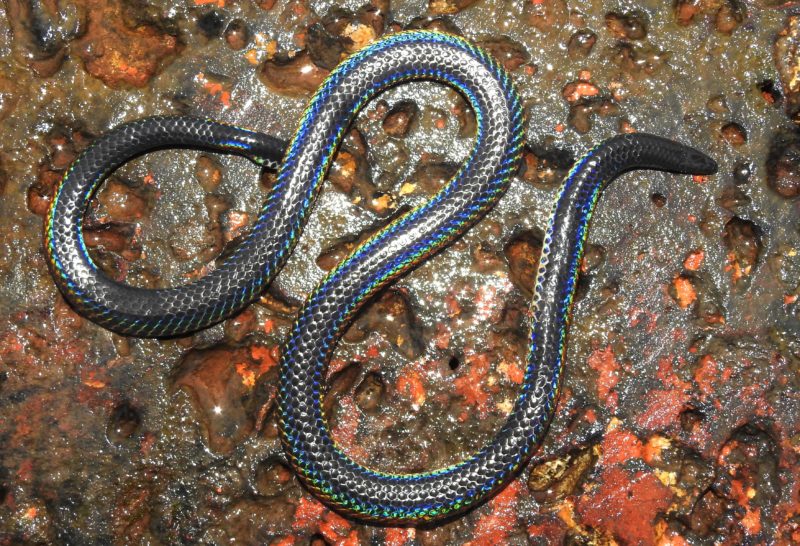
top-left (1, 1), bottom-right (799, 545)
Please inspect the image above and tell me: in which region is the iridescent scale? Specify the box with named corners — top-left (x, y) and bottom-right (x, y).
top-left (45, 30), bottom-right (717, 524)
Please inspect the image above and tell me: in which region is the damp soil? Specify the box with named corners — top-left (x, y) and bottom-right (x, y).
top-left (1, 1), bottom-right (799, 544)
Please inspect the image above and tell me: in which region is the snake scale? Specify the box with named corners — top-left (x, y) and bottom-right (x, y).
top-left (45, 31), bottom-right (717, 524)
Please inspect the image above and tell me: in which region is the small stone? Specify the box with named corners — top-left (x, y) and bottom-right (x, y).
top-left (256, 0), bottom-right (276, 9)
top-left (106, 402), bottom-right (142, 444)
top-left (407, 161), bottom-right (457, 196)
top-left (567, 29), bottom-right (597, 59)
top-left (651, 192), bottom-right (667, 207)
top-left (96, 179), bottom-right (149, 223)
top-left (518, 146), bottom-right (571, 187)
top-left (173, 345), bottom-right (256, 455)
top-left (355, 373), bottom-right (385, 413)
top-left (406, 16), bottom-right (461, 35)
top-left (716, 185), bottom-right (751, 213)
top-left (195, 154), bottom-right (223, 192)
top-left (568, 103), bottom-right (594, 134)
top-left (504, 230), bottom-right (543, 297)
top-left (733, 161), bottom-right (753, 185)
top-left (197, 10), bottom-right (224, 39)
top-left (528, 447), bottom-right (597, 504)
top-left (84, 223), bottom-right (141, 262)
top-left (253, 459), bottom-right (293, 497)
top-left (675, 0), bottom-right (702, 26)
top-left (224, 308), bottom-right (257, 343)
top-left (605, 11), bottom-right (648, 40)
top-left (706, 94), bottom-right (729, 114)
top-left (428, 0), bottom-right (479, 15)
top-left (306, 23), bottom-right (345, 71)
top-left (382, 100), bottom-right (419, 138)
top-left (224, 19), bottom-right (250, 51)
top-left (344, 289), bottom-right (423, 359)
top-left (259, 50), bottom-right (330, 97)
top-left (478, 36), bottom-right (530, 72)
top-left (724, 217), bottom-right (762, 282)
top-left (526, 0), bottom-right (568, 32)
top-left (715, 2), bottom-right (744, 35)
top-left (766, 130), bottom-right (800, 198)
top-left (775, 16), bottom-right (800, 123)
top-left (74, 0), bottom-right (182, 88)
top-left (719, 122), bottom-right (747, 146)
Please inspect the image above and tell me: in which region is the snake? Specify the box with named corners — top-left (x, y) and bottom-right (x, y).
top-left (45, 30), bottom-right (718, 524)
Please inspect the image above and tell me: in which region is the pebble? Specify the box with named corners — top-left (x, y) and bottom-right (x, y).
top-left (567, 29), bottom-right (597, 59)
top-left (428, 0), bottom-right (480, 15)
top-left (195, 154), bottom-right (223, 192)
top-left (715, 2), bottom-right (744, 35)
top-left (775, 16), bottom-right (800, 123)
top-left (259, 50), bottom-right (330, 97)
top-left (96, 178), bottom-right (150, 223)
top-left (382, 100), bottom-right (419, 138)
top-left (197, 10), bottom-right (224, 39)
top-left (224, 19), bottom-right (250, 51)
top-left (724, 217), bottom-right (763, 281)
top-left (478, 36), bottom-right (530, 72)
top-left (504, 230), bottom-right (544, 296)
top-left (767, 130), bottom-right (800, 198)
top-left (74, 0), bottom-right (181, 88)
top-left (173, 345), bottom-right (256, 455)
top-left (605, 11), bottom-right (648, 41)
top-left (354, 372), bottom-right (385, 413)
top-left (719, 122), bottom-right (747, 146)
top-left (106, 401), bottom-right (142, 444)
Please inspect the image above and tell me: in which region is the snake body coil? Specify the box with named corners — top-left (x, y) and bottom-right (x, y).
top-left (46, 31), bottom-right (717, 524)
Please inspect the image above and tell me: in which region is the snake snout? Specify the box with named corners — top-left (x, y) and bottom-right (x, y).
top-left (686, 149), bottom-right (718, 175)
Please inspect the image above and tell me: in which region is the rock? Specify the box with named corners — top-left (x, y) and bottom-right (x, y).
top-left (716, 185), bottom-right (751, 213)
top-left (344, 289), bottom-right (424, 359)
top-left (428, 0), bottom-right (480, 15)
top-left (766, 130), bottom-right (800, 198)
top-left (706, 94), bottom-right (729, 114)
top-left (405, 161), bottom-right (457, 196)
top-left (774, 15), bottom-right (800, 124)
top-left (354, 372), bottom-right (385, 413)
top-left (0, 77), bottom-right (19, 122)
top-left (723, 217), bottom-right (762, 283)
top-left (719, 122), bottom-right (747, 146)
top-left (224, 19), bottom-right (249, 51)
top-left (567, 29), bottom-right (597, 59)
top-left (224, 308), bottom-right (257, 343)
top-left (732, 161), bottom-right (753, 185)
top-left (605, 11), bottom-right (648, 41)
top-left (173, 345), bottom-right (258, 454)
top-left (84, 223), bottom-right (141, 262)
top-left (259, 50), bottom-right (330, 97)
top-left (96, 178), bottom-right (150, 223)
top-left (504, 230), bottom-right (544, 297)
top-left (382, 100), bottom-right (419, 138)
top-left (406, 15), bottom-right (461, 35)
top-left (528, 447), bottom-right (597, 504)
top-left (253, 459), bottom-right (293, 497)
top-left (195, 154), bottom-right (223, 192)
top-left (196, 10), bottom-right (224, 39)
top-left (526, 0), bottom-right (568, 33)
top-left (106, 401), bottom-right (142, 444)
top-left (306, 23), bottom-right (345, 71)
top-left (74, 0), bottom-right (182, 88)
top-left (518, 145), bottom-right (571, 187)
top-left (715, 2), bottom-right (744, 35)
top-left (477, 36), bottom-right (530, 72)
top-left (5, 0), bottom-right (72, 77)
